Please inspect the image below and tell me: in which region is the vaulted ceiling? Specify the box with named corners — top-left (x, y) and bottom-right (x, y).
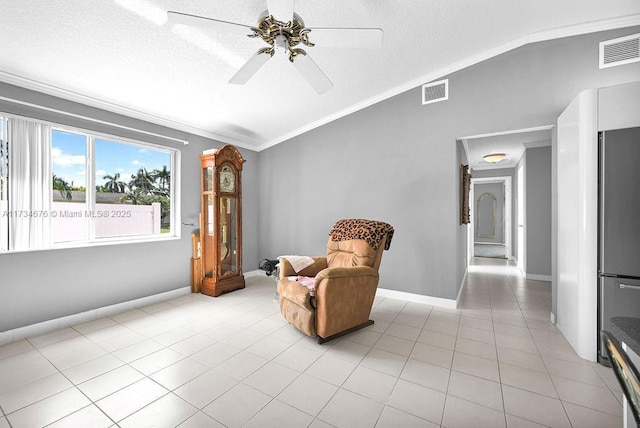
top-left (1, 1), bottom-right (639, 151)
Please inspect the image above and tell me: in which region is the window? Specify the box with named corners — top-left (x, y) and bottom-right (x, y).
top-left (93, 138), bottom-right (172, 239)
top-left (1, 114), bottom-right (180, 252)
top-left (51, 129), bottom-right (88, 243)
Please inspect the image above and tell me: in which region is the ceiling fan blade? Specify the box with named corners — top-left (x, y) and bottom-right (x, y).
top-left (267, 0), bottom-right (295, 22)
top-left (292, 53), bottom-right (333, 94)
top-left (167, 11), bottom-right (253, 36)
top-left (306, 28), bottom-right (383, 49)
top-left (229, 50), bottom-right (272, 84)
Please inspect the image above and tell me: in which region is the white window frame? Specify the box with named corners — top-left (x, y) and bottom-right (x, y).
top-left (1, 113), bottom-right (181, 253)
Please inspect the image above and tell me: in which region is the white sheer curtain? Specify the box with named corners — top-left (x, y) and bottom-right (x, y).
top-left (8, 117), bottom-right (52, 251)
top-left (0, 119), bottom-right (8, 252)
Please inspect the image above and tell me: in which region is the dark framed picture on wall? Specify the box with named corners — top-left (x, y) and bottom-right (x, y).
top-left (460, 164), bottom-right (471, 225)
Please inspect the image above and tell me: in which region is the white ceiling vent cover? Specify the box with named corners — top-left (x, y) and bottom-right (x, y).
top-left (599, 33), bottom-right (640, 69)
top-left (422, 79), bottom-right (448, 105)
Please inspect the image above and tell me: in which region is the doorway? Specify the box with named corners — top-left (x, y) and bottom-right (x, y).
top-left (458, 125), bottom-right (552, 270)
top-left (470, 176), bottom-right (512, 261)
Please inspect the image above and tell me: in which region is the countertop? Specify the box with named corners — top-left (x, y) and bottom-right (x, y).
top-left (611, 316), bottom-right (640, 356)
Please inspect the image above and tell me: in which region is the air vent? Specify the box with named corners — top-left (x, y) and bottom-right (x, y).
top-left (422, 79), bottom-right (448, 105)
top-left (599, 33), bottom-right (640, 69)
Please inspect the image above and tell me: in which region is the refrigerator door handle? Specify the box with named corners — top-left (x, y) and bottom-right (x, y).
top-left (619, 283), bottom-right (640, 291)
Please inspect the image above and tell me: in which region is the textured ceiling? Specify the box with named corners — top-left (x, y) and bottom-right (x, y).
top-left (462, 128), bottom-right (553, 171)
top-left (1, 1), bottom-right (639, 151)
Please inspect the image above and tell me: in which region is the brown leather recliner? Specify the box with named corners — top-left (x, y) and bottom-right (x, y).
top-left (277, 219), bottom-right (394, 344)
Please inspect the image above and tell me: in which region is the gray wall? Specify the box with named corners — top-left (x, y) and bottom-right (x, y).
top-left (257, 26), bottom-right (640, 301)
top-left (0, 82), bottom-right (259, 332)
top-left (2, 26), bottom-right (640, 331)
top-left (474, 183), bottom-right (504, 244)
top-left (526, 146), bottom-right (552, 276)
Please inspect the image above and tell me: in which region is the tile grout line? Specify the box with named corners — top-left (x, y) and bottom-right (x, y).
top-left (24, 302), bottom-right (214, 426)
top-left (0, 402), bottom-right (12, 428)
top-left (438, 311), bottom-right (460, 428)
top-left (485, 279), bottom-right (509, 428)
top-left (242, 333), bottom-right (338, 428)
top-left (367, 298), bottom-right (410, 428)
top-left (512, 267), bottom-right (584, 427)
top-left (24, 334), bottom-right (119, 427)
top-left (0, 264), bottom-right (624, 427)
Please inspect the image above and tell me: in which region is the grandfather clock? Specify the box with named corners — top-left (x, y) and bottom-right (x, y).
top-left (200, 144), bottom-right (245, 297)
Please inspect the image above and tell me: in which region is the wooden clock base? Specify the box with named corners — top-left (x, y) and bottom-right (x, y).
top-left (201, 275), bottom-right (246, 297)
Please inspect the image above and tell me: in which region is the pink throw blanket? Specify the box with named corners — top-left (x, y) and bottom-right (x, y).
top-left (296, 276), bottom-right (316, 297)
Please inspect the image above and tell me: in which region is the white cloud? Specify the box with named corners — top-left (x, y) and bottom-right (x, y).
top-left (132, 160), bottom-right (141, 166)
top-left (52, 147), bottom-right (85, 168)
top-left (95, 169), bottom-right (106, 177)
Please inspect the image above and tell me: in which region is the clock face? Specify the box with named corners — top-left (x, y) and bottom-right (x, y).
top-left (219, 165), bottom-right (235, 192)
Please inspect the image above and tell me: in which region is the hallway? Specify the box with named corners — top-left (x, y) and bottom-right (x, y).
top-left (457, 257), bottom-right (622, 427)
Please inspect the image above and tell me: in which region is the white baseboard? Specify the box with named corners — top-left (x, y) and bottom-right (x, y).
top-left (0, 286), bottom-right (191, 346)
top-left (456, 268), bottom-right (468, 309)
top-left (1, 271), bottom-right (283, 344)
top-left (526, 273), bottom-right (552, 282)
top-left (376, 288), bottom-right (457, 309)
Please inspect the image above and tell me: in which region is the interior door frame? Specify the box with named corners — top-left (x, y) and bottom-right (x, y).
top-left (517, 161), bottom-right (526, 275)
top-left (469, 176), bottom-right (512, 263)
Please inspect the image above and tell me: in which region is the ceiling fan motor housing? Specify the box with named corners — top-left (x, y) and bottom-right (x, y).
top-left (274, 34), bottom-right (289, 53)
top-left (251, 12), bottom-right (313, 58)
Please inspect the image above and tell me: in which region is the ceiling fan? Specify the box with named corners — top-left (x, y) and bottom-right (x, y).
top-left (167, 0), bottom-right (383, 94)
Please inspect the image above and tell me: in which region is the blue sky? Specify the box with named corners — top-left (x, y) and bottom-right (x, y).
top-left (52, 129), bottom-right (171, 188)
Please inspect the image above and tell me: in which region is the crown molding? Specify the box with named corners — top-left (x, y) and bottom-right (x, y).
top-left (472, 176), bottom-right (512, 184)
top-left (472, 162), bottom-right (519, 171)
top-left (459, 124), bottom-right (555, 141)
top-left (2, 14), bottom-right (638, 153)
top-left (0, 70), bottom-right (260, 152)
top-left (257, 15), bottom-right (640, 151)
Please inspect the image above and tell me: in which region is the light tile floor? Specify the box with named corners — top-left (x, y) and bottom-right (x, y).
top-left (0, 258), bottom-right (625, 427)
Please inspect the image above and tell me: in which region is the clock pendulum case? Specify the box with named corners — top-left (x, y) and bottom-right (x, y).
top-left (199, 144), bottom-right (245, 297)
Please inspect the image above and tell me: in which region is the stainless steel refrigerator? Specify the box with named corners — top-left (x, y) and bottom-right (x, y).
top-left (598, 127), bottom-right (640, 364)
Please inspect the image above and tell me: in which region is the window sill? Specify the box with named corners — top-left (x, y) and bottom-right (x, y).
top-left (1, 234), bottom-right (182, 255)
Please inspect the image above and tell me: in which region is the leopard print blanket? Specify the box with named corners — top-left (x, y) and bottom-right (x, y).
top-left (329, 219), bottom-right (394, 250)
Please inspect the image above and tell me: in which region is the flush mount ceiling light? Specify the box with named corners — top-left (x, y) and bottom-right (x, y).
top-left (483, 153), bottom-right (506, 163)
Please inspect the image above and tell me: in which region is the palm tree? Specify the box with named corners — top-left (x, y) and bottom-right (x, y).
top-left (129, 168), bottom-right (155, 194)
top-left (120, 188), bottom-right (143, 205)
top-left (103, 172), bottom-right (126, 193)
top-left (52, 174), bottom-right (72, 200)
top-left (152, 166), bottom-right (170, 192)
